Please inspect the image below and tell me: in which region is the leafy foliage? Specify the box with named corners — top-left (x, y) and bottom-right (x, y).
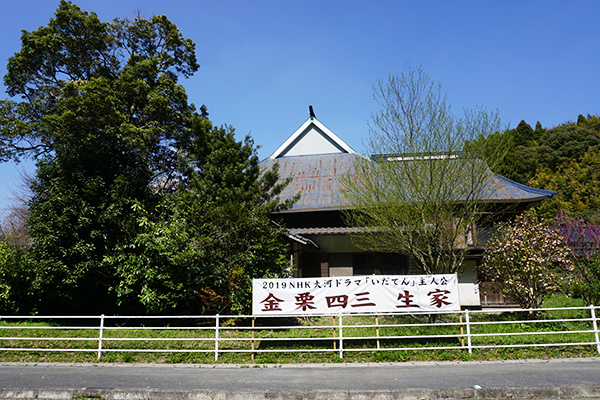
top-left (529, 148), bottom-right (600, 220)
top-left (537, 124), bottom-right (600, 170)
top-left (479, 215), bottom-right (572, 309)
top-left (482, 114), bottom-right (600, 220)
top-left (342, 66), bottom-right (504, 275)
top-left (0, 241), bottom-right (29, 313)
top-left (105, 122), bottom-right (294, 315)
top-left (482, 120), bottom-right (545, 184)
top-left (0, 1), bottom-right (291, 315)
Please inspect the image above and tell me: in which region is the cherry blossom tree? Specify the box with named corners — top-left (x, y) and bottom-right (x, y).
top-left (479, 214), bottom-right (572, 310)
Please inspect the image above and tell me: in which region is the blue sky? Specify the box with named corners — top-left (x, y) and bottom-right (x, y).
top-left (0, 0), bottom-right (598, 210)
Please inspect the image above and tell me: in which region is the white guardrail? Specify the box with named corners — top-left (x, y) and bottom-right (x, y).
top-left (0, 306), bottom-right (598, 361)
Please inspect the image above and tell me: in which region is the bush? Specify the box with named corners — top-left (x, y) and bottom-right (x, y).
top-left (479, 214), bottom-right (572, 309)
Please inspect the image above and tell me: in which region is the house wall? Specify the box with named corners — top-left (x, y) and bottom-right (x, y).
top-left (292, 234), bottom-right (411, 278)
top-left (304, 234), bottom-right (362, 253)
top-left (290, 234), bottom-right (480, 284)
top-left (460, 259), bottom-right (478, 283)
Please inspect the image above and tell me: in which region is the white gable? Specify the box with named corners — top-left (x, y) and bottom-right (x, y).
top-left (269, 116), bottom-right (356, 159)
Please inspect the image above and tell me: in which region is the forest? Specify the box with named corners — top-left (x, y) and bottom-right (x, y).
top-left (486, 114), bottom-right (600, 221)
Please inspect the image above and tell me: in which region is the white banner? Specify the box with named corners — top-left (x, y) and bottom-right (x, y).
top-left (252, 275), bottom-right (459, 315)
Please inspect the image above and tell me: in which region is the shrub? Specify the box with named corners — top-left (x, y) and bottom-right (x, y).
top-left (479, 215), bottom-right (572, 309)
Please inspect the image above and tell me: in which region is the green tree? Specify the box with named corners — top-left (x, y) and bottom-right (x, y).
top-left (529, 148), bottom-right (600, 220)
top-left (537, 124), bottom-right (600, 170)
top-left (342, 66), bottom-right (504, 275)
top-left (513, 120), bottom-right (535, 147)
top-left (583, 114), bottom-right (600, 131)
top-left (534, 121), bottom-right (546, 139)
top-left (484, 121), bottom-right (541, 185)
top-left (480, 115), bottom-right (600, 218)
top-left (0, 240), bottom-right (29, 314)
top-left (1, 1), bottom-right (199, 314)
top-left (479, 215), bottom-right (572, 310)
top-left (105, 120), bottom-right (295, 315)
top-left (0, 1), bottom-right (291, 315)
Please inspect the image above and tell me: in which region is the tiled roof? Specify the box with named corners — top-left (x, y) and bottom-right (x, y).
top-left (261, 153), bottom-right (358, 211)
top-left (487, 174), bottom-right (556, 201)
top-left (260, 153), bottom-right (555, 212)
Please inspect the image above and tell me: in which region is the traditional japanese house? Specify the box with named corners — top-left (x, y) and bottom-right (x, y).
top-left (259, 108), bottom-right (555, 284)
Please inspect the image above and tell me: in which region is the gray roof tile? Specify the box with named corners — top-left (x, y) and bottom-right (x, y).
top-left (260, 153), bottom-right (555, 212)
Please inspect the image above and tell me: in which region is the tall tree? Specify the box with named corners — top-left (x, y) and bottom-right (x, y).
top-left (4, 1), bottom-right (199, 314)
top-left (342, 66), bottom-right (504, 275)
top-left (0, 1), bottom-right (290, 315)
top-left (483, 121), bottom-right (541, 185)
top-left (513, 120), bottom-right (535, 147)
top-left (105, 119), bottom-right (295, 315)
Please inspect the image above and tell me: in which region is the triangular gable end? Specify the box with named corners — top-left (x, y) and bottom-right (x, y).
top-left (269, 116), bottom-right (356, 159)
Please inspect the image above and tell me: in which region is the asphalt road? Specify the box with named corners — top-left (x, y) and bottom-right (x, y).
top-left (1, 358), bottom-right (599, 399)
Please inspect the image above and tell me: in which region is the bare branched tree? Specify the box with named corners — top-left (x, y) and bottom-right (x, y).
top-left (342, 66), bottom-right (506, 275)
top-left (0, 169), bottom-right (33, 249)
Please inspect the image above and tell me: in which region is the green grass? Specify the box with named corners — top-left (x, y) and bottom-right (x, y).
top-left (0, 295), bottom-right (597, 364)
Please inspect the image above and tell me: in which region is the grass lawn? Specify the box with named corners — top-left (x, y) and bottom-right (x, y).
top-left (0, 295), bottom-right (597, 364)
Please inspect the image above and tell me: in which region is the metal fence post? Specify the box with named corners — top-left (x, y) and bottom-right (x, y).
top-left (215, 314), bottom-right (219, 361)
top-left (459, 313), bottom-right (465, 347)
top-left (465, 309), bottom-right (472, 354)
top-left (338, 313), bottom-right (343, 359)
top-left (97, 314), bottom-right (104, 361)
top-left (251, 317), bottom-right (255, 361)
top-left (591, 305), bottom-right (599, 355)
